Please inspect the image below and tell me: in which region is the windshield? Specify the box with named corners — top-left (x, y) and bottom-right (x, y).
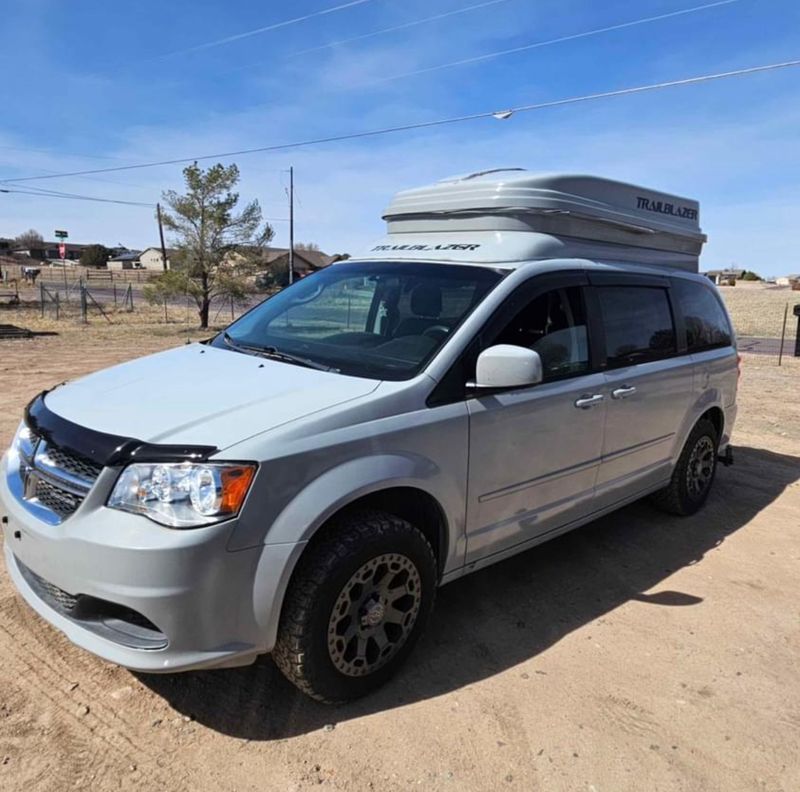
top-left (212, 261), bottom-right (503, 380)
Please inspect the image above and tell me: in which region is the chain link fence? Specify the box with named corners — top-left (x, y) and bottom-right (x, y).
top-left (1, 259), bottom-right (262, 327)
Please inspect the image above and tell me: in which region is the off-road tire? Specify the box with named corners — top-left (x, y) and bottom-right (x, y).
top-left (651, 418), bottom-right (719, 516)
top-left (273, 510), bottom-right (437, 703)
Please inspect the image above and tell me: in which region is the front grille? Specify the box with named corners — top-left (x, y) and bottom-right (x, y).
top-left (33, 477), bottom-right (84, 519)
top-left (15, 559), bottom-right (168, 651)
top-left (17, 431), bottom-right (103, 523)
top-left (41, 445), bottom-right (103, 482)
top-left (18, 561), bottom-right (79, 614)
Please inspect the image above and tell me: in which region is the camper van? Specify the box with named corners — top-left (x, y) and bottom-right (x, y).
top-left (1, 170), bottom-right (738, 702)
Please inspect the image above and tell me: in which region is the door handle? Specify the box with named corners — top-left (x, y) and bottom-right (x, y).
top-left (575, 394), bottom-right (604, 409)
top-left (611, 385), bottom-right (637, 400)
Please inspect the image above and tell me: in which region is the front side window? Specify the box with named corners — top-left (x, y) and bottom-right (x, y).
top-left (213, 262), bottom-right (502, 380)
top-left (597, 286), bottom-right (676, 367)
top-left (672, 278), bottom-right (733, 351)
top-left (493, 286), bottom-right (590, 380)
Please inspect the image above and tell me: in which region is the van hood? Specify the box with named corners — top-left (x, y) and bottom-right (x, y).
top-left (43, 343), bottom-right (380, 449)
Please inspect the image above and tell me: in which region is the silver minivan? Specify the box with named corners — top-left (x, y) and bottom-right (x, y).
top-left (1, 172), bottom-right (738, 702)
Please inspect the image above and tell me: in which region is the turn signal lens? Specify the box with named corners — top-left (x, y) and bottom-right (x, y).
top-left (220, 465), bottom-right (256, 514)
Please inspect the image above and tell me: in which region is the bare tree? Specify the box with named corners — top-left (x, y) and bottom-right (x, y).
top-left (13, 229), bottom-right (44, 250)
top-left (158, 162), bottom-right (274, 328)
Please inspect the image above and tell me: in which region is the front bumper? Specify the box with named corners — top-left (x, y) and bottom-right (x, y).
top-left (0, 453), bottom-right (302, 673)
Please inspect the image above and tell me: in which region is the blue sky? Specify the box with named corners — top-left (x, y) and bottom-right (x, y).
top-left (1, 0), bottom-right (799, 274)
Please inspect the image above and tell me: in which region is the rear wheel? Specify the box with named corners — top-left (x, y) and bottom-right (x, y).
top-left (652, 418), bottom-right (719, 516)
top-left (273, 510), bottom-right (437, 703)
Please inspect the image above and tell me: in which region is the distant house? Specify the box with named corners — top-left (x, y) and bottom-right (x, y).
top-left (12, 241), bottom-right (88, 262)
top-left (139, 247), bottom-right (176, 270)
top-left (107, 250), bottom-right (142, 270)
top-left (704, 268), bottom-right (745, 286)
top-left (263, 247), bottom-right (336, 279)
top-left (776, 274), bottom-right (800, 287)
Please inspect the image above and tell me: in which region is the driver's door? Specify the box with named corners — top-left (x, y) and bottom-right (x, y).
top-left (465, 275), bottom-right (606, 565)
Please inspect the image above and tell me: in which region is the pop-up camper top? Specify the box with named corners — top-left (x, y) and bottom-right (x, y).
top-left (356, 169), bottom-right (705, 272)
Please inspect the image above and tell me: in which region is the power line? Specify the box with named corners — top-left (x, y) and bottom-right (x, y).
top-left (0, 183), bottom-right (292, 218)
top-left (0, 186), bottom-right (155, 208)
top-left (373, 0), bottom-right (742, 85)
top-left (150, 0), bottom-right (383, 61)
top-left (2, 182), bottom-right (154, 202)
top-left (3, 58), bottom-right (799, 185)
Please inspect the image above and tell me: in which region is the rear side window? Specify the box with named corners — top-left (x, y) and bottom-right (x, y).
top-left (597, 286), bottom-right (676, 367)
top-left (672, 279), bottom-right (733, 351)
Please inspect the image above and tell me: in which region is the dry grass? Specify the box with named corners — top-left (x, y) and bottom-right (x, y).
top-left (718, 281), bottom-right (799, 338)
top-left (2, 278), bottom-right (797, 354)
top-left (0, 301), bottom-right (241, 345)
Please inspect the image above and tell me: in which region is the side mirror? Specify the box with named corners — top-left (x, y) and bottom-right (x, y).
top-left (468, 345), bottom-right (543, 392)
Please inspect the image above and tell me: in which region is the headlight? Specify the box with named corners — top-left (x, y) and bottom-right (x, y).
top-left (108, 462), bottom-right (256, 528)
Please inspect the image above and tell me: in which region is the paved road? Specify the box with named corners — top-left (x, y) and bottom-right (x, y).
top-left (737, 335), bottom-right (798, 356)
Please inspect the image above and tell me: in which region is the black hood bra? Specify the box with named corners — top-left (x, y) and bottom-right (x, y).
top-left (24, 389), bottom-right (218, 468)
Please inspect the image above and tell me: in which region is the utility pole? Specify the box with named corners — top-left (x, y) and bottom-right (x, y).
top-left (288, 166), bottom-right (294, 285)
top-left (157, 203), bottom-right (168, 271)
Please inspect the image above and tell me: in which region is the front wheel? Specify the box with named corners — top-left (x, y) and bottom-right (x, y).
top-left (273, 510), bottom-right (437, 703)
top-left (651, 418), bottom-right (719, 516)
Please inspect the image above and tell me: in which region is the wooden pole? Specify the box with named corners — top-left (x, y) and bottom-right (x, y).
top-left (778, 302), bottom-right (789, 366)
top-left (157, 203), bottom-right (169, 271)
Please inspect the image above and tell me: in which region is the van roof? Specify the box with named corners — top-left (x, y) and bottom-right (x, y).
top-left (353, 170), bottom-right (705, 273)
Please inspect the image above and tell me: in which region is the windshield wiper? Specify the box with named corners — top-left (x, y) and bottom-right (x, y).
top-left (223, 333), bottom-right (337, 372)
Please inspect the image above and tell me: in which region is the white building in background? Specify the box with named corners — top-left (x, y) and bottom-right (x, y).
top-left (139, 247), bottom-right (174, 270)
top-left (703, 268), bottom-right (745, 285)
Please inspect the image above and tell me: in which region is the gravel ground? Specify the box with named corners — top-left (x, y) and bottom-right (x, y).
top-left (0, 326), bottom-right (798, 792)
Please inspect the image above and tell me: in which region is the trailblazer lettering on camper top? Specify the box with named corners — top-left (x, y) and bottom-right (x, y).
top-left (636, 196), bottom-right (698, 221)
top-left (371, 243), bottom-right (482, 252)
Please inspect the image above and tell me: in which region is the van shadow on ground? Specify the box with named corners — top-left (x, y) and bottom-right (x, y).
top-left (136, 446), bottom-right (799, 740)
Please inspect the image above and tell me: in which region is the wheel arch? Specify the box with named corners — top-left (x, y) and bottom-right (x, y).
top-left (253, 455), bottom-right (453, 652)
top-left (308, 486), bottom-right (449, 577)
top-left (673, 393), bottom-right (727, 464)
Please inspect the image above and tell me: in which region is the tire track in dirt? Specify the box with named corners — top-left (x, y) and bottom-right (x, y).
top-left (599, 694), bottom-right (659, 737)
top-left (0, 594), bottom-right (188, 791)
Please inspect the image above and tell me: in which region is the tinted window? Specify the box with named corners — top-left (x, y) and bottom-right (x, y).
top-left (598, 286), bottom-right (676, 367)
top-left (672, 279), bottom-right (732, 351)
top-left (494, 286), bottom-right (590, 380)
top-left (212, 262), bottom-right (501, 380)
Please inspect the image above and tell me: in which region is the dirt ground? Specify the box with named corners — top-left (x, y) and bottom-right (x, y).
top-left (0, 317), bottom-right (799, 792)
